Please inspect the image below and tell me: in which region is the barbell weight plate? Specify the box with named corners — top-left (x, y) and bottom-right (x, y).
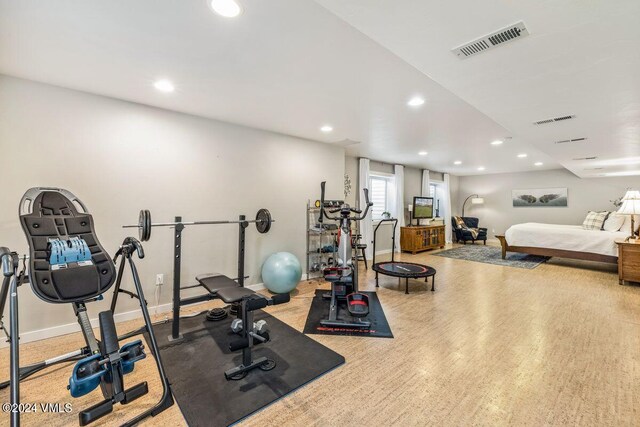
top-left (143, 209), bottom-right (152, 241)
top-left (255, 208), bottom-right (272, 234)
top-left (138, 209), bottom-right (152, 242)
top-left (138, 210), bottom-right (146, 241)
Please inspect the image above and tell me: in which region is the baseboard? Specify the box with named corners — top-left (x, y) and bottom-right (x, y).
top-left (0, 281), bottom-right (267, 348)
top-left (375, 249), bottom-right (393, 256)
top-left (247, 282), bottom-right (266, 291)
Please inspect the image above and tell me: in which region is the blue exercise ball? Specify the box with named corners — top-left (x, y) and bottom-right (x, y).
top-left (261, 252), bottom-right (302, 294)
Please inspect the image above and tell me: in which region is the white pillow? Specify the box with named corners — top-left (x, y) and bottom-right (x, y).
top-left (620, 214), bottom-right (640, 233)
top-left (603, 213), bottom-right (626, 232)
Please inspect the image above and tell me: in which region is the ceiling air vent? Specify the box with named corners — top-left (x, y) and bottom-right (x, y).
top-left (573, 156), bottom-right (597, 161)
top-left (452, 21), bottom-right (530, 59)
top-left (533, 115), bottom-right (576, 125)
top-left (554, 137), bottom-right (587, 144)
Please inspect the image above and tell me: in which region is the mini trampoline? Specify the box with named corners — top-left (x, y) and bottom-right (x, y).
top-left (371, 219), bottom-right (436, 294)
top-left (372, 262), bottom-right (435, 294)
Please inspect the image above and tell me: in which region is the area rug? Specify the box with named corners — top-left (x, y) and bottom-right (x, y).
top-left (148, 311), bottom-right (345, 426)
top-left (303, 290), bottom-right (393, 338)
top-left (432, 245), bottom-right (548, 269)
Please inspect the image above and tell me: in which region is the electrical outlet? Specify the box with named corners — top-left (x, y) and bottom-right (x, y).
top-left (492, 228), bottom-right (495, 233)
top-left (156, 274), bottom-right (164, 286)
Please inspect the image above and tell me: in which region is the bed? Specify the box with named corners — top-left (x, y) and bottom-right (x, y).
top-left (496, 223), bottom-right (627, 264)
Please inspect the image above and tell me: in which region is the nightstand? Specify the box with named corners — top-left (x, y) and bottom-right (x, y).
top-left (616, 240), bottom-right (640, 285)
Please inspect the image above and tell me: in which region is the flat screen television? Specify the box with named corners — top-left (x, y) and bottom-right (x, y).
top-left (413, 196), bottom-right (434, 219)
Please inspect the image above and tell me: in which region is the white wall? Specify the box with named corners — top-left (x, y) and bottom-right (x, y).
top-left (0, 75), bottom-right (344, 337)
top-left (457, 168), bottom-right (640, 236)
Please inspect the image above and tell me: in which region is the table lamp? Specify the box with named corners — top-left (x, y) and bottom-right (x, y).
top-left (461, 194), bottom-right (484, 217)
top-left (618, 190), bottom-right (640, 241)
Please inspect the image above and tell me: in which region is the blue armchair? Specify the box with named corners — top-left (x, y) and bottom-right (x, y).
top-left (451, 216), bottom-right (487, 244)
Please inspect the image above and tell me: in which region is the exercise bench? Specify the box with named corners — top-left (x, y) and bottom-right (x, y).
top-left (196, 274), bottom-right (290, 380)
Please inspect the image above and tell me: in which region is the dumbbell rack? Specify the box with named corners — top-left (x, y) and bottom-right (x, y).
top-left (306, 201), bottom-right (337, 280)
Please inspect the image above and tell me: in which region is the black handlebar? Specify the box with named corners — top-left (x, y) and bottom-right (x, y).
top-left (318, 181), bottom-right (326, 224)
top-left (128, 237), bottom-right (145, 259)
top-left (115, 237), bottom-right (145, 262)
top-left (355, 187), bottom-right (373, 220)
top-left (318, 181), bottom-right (373, 222)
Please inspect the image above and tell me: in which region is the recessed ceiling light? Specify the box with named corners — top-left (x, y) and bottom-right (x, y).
top-left (454, 160), bottom-right (462, 165)
top-left (534, 162), bottom-right (543, 166)
top-left (418, 151), bottom-right (428, 156)
top-left (490, 140), bottom-right (504, 145)
top-left (153, 79), bottom-right (175, 93)
top-left (517, 153), bottom-right (528, 158)
top-left (320, 125), bottom-right (333, 133)
top-left (477, 166), bottom-right (485, 171)
top-left (407, 97), bottom-right (425, 107)
top-left (209, 0), bottom-right (242, 17)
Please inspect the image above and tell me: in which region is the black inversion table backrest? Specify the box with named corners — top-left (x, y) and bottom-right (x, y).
top-left (19, 188), bottom-right (116, 303)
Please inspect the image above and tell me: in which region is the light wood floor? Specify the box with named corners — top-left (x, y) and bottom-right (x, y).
top-left (1, 244), bottom-right (639, 426)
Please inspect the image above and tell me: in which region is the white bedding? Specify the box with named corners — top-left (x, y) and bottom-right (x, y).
top-left (504, 222), bottom-right (627, 257)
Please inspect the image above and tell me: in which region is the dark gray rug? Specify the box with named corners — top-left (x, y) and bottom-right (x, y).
top-left (148, 311), bottom-right (345, 426)
top-left (432, 245), bottom-right (549, 269)
top-left (303, 290), bottom-right (393, 338)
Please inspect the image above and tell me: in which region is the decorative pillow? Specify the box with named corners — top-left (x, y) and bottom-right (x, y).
top-left (582, 211), bottom-right (609, 230)
top-left (603, 213), bottom-right (626, 232)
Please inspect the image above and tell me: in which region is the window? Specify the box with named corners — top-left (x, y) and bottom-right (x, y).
top-left (429, 184), bottom-right (436, 198)
top-left (369, 174), bottom-right (394, 220)
top-left (430, 182), bottom-right (442, 217)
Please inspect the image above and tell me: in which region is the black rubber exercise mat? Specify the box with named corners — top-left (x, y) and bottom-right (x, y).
top-left (303, 290), bottom-right (394, 338)
top-left (148, 311), bottom-right (345, 426)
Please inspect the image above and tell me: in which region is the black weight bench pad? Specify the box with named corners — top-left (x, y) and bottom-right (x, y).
top-left (216, 285), bottom-right (256, 304)
top-left (19, 188), bottom-right (116, 303)
top-left (195, 273), bottom-right (240, 294)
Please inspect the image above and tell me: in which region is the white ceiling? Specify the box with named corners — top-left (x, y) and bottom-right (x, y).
top-left (1, 1), bottom-right (636, 178)
top-left (315, 0), bottom-right (640, 178)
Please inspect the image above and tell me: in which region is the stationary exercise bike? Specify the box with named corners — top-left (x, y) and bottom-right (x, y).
top-left (318, 181), bottom-right (373, 328)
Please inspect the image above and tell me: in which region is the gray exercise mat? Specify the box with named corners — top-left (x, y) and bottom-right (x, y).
top-left (147, 311), bottom-right (344, 426)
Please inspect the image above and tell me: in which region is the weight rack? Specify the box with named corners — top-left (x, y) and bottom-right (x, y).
top-left (171, 215), bottom-right (247, 341)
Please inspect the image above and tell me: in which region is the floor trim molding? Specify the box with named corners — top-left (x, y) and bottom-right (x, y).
top-left (375, 249), bottom-right (394, 255)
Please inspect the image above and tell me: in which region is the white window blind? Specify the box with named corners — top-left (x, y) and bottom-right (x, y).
top-left (370, 176), bottom-right (389, 220)
top-left (429, 184), bottom-right (436, 198)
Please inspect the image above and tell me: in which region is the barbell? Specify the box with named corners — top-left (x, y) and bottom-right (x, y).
top-left (123, 208), bottom-right (274, 242)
